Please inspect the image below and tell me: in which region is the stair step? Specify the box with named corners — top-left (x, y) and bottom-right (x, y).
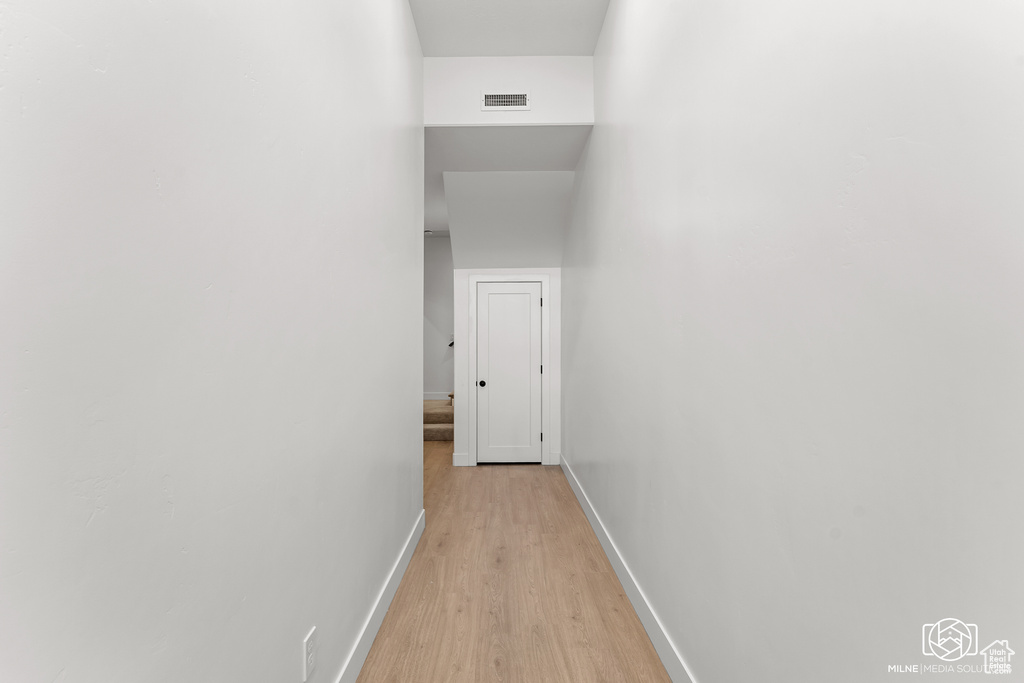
top-left (424, 423), bottom-right (454, 441)
top-left (423, 401), bottom-right (456, 421)
top-left (425, 409), bottom-right (454, 423)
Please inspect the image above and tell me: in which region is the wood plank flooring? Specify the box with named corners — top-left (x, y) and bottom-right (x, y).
top-left (356, 441), bottom-right (671, 683)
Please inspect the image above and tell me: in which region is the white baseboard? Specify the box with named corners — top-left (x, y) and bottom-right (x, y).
top-left (544, 451), bottom-right (562, 466)
top-left (560, 459), bottom-right (697, 683)
top-left (336, 509), bottom-right (425, 683)
top-left (424, 392), bottom-right (452, 401)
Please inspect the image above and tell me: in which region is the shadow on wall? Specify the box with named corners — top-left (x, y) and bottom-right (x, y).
top-left (424, 236), bottom-right (455, 398)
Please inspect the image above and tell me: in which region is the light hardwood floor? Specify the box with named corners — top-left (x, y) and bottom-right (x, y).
top-left (356, 441), bottom-right (671, 682)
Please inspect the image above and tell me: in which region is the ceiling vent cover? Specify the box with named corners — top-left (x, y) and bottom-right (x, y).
top-left (481, 91), bottom-right (531, 111)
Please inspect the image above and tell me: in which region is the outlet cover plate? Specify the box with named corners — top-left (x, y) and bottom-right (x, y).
top-left (303, 626), bottom-right (317, 681)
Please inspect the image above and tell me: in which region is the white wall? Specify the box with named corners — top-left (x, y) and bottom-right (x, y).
top-left (0, 2), bottom-right (424, 682)
top-left (424, 57), bottom-right (593, 126)
top-left (563, 2), bottom-right (1024, 682)
top-left (445, 171), bottom-right (573, 269)
top-left (424, 125), bottom-right (592, 234)
top-left (424, 237), bottom-right (455, 399)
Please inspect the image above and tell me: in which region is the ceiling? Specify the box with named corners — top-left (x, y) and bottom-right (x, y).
top-left (408, 0), bottom-right (612, 57)
top-left (424, 125), bottom-right (592, 236)
top-left (444, 171), bottom-right (575, 269)
top-left (415, 1), bottom-right (604, 264)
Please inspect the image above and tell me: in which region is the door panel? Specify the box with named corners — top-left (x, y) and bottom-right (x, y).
top-left (477, 282), bottom-right (542, 463)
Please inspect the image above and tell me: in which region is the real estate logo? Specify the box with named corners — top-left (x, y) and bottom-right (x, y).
top-left (923, 618), bottom-right (978, 661)
top-left (886, 618), bottom-right (1014, 675)
top-left (981, 641), bottom-right (1016, 676)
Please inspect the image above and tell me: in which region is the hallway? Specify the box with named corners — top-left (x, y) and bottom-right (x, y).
top-left (4, 0), bottom-right (1024, 680)
top-left (357, 442), bottom-right (670, 682)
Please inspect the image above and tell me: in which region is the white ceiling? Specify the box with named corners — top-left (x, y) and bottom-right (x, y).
top-left (408, 0), bottom-right (612, 57)
top-left (444, 171), bottom-right (575, 269)
top-left (424, 125), bottom-right (592, 235)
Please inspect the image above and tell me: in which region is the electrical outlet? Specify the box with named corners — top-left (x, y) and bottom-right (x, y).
top-left (302, 626), bottom-right (317, 681)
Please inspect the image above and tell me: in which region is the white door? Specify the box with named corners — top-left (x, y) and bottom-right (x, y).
top-left (476, 282), bottom-right (542, 463)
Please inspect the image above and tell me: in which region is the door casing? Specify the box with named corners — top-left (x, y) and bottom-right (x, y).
top-left (455, 270), bottom-right (560, 466)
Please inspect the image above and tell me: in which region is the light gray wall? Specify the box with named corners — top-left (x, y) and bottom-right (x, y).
top-left (446, 171), bottom-right (573, 269)
top-left (563, 2), bottom-right (1024, 682)
top-left (424, 237), bottom-right (455, 398)
top-left (424, 57), bottom-right (594, 125)
top-left (0, 1), bottom-right (424, 681)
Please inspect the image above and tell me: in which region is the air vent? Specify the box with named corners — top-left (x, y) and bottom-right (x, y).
top-left (481, 91), bottom-right (531, 111)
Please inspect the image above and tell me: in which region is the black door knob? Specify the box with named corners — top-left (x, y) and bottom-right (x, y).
top-left (478, 380), bottom-right (486, 387)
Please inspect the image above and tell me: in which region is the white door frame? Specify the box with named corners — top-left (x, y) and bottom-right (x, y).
top-left (454, 269), bottom-right (560, 466)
